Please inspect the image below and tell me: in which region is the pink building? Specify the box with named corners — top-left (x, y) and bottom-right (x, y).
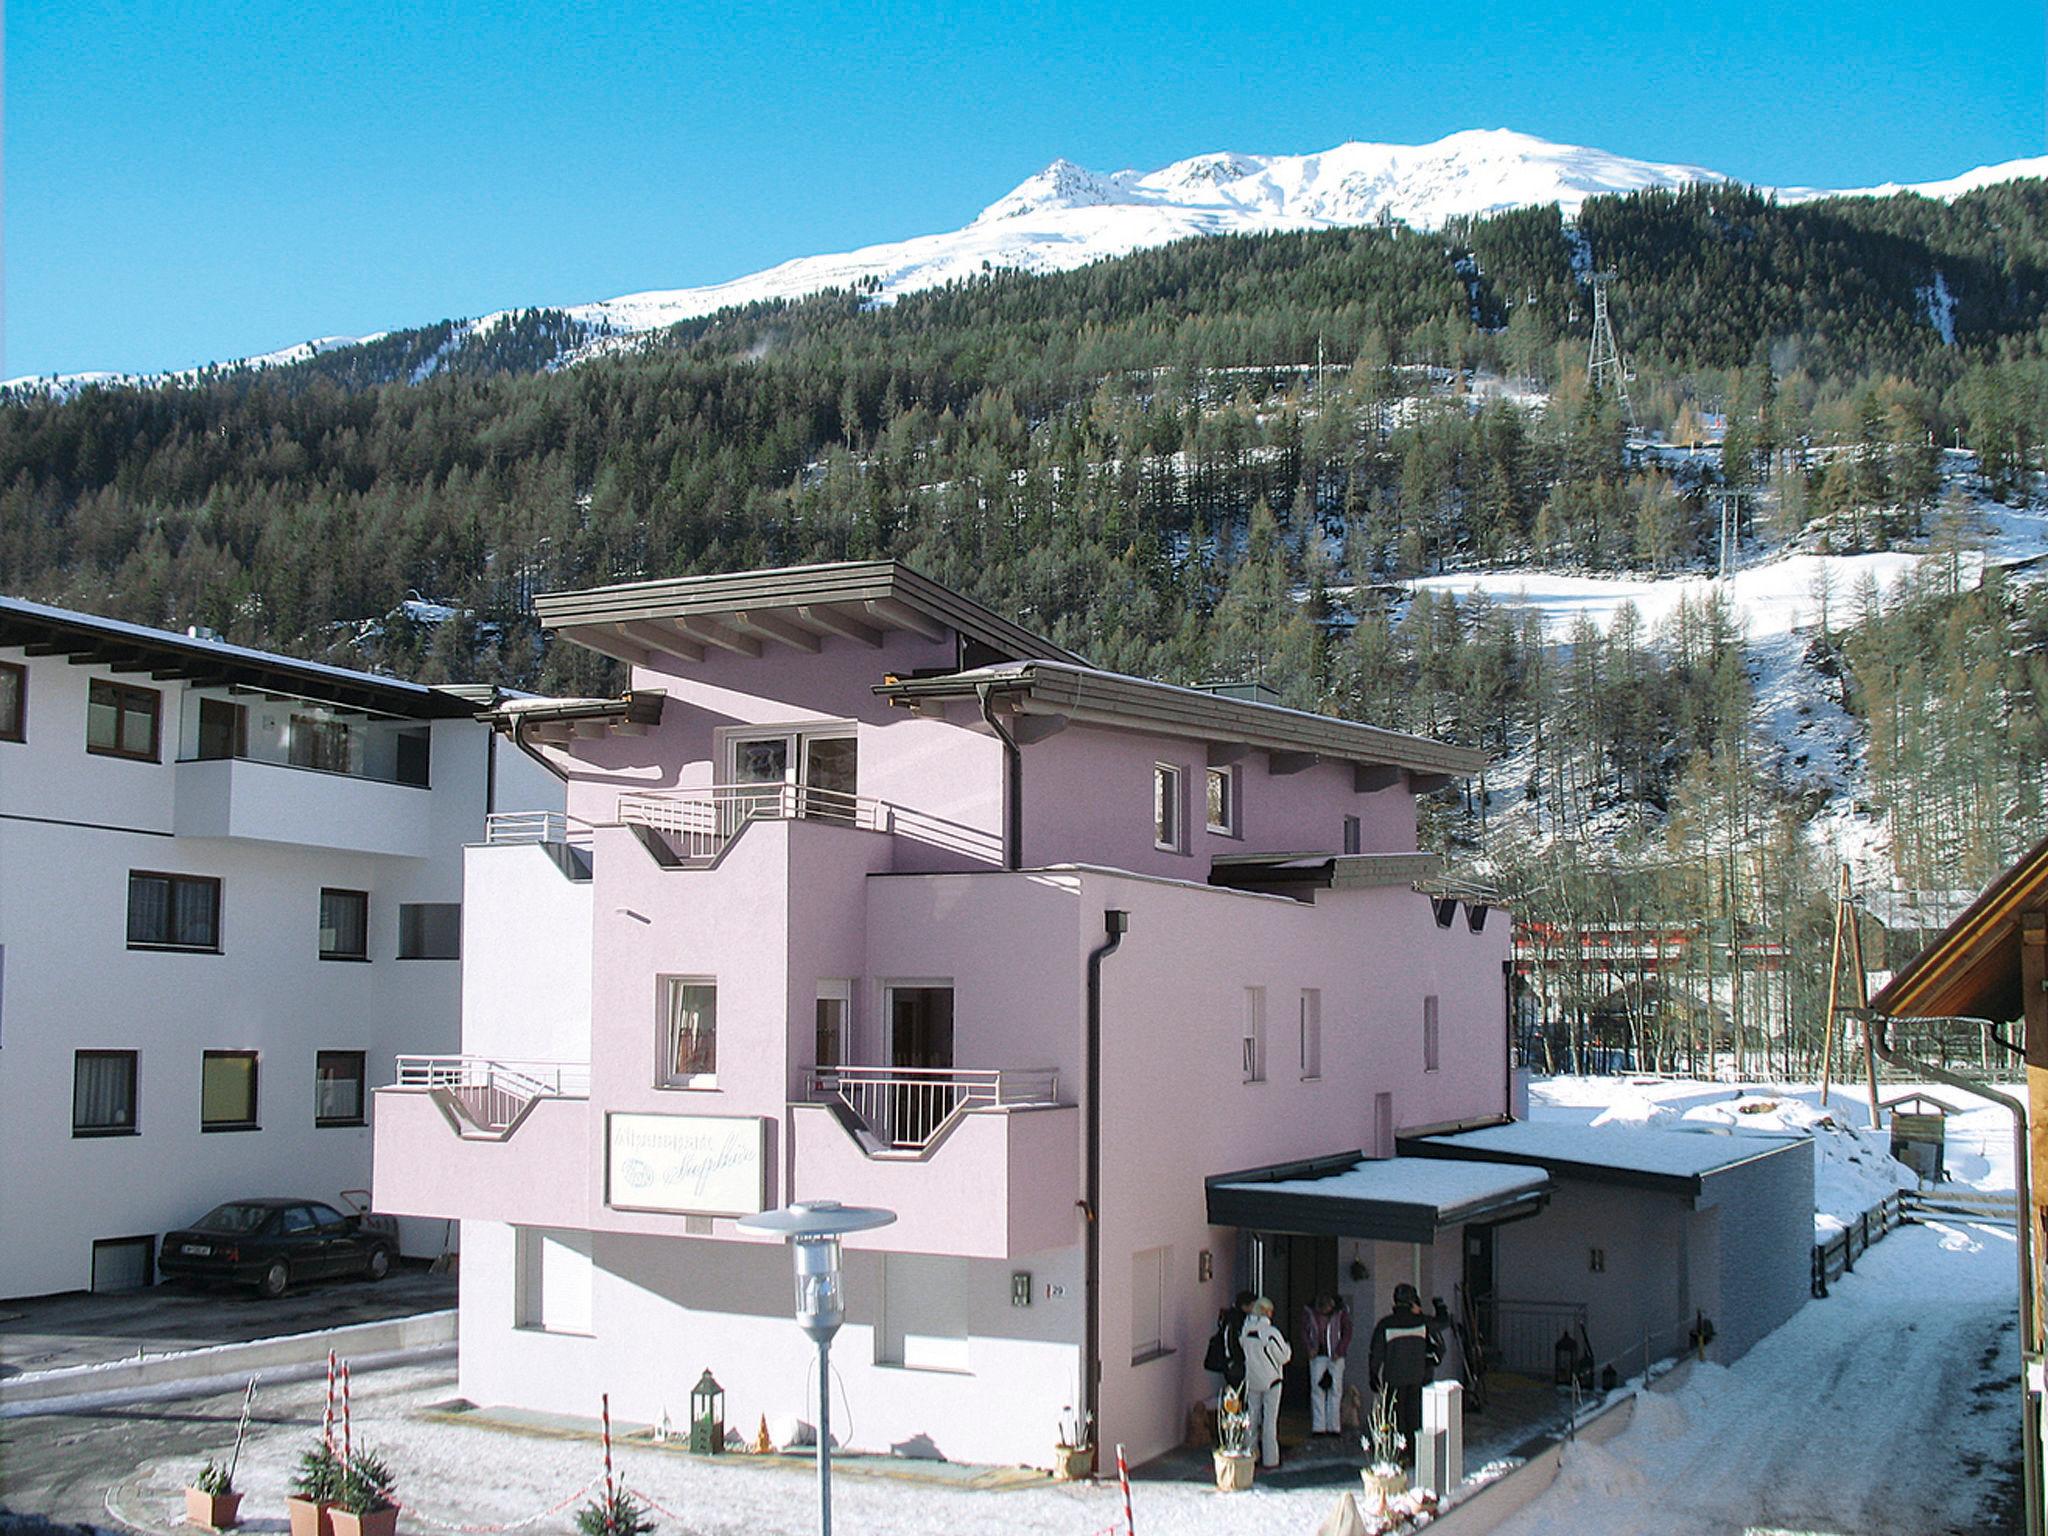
top-left (371, 562), bottom-right (1622, 1469)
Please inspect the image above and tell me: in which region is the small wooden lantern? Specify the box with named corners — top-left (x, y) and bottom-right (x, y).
top-left (690, 1369), bottom-right (725, 1454)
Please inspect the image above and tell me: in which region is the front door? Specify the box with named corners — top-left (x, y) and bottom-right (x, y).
top-left (888, 986), bottom-right (955, 1143)
top-left (802, 734), bottom-right (858, 822)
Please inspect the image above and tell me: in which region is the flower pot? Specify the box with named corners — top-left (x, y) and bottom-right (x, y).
top-left (331, 1507), bottom-right (399, 1536)
top-left (184, 1488), bottom-right (242, 1531)
top-left (1213, 1449), bottom-right (1255, 1491)
top-left (1052, 1444), bottom-right (1094, 1482)
top-left (286, 1497), bottom-right (334, 1536)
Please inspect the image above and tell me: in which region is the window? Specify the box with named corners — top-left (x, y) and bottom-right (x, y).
top-left (196, 697), bottom-right (246, 760)
top-left (1373, 1092), bottom-right (1395, 1158)
top-left (515, 1227), bottom-right (593, 1335)
top-left (127, 872), bottom-right (221, 951)
top-left (1153, 763), bottom-right (1184, 852)
top-left (0, 660), bottom-right (24, 743)
top-left (73, 1051), bottom-right (138, 1136)
top-left (659, 978), bottom-right (717, 1088)
top-left (398, 902), bottom-right (460, 960)
top-left (1242, 987), bottom-right (1266, 1084)
top-left (289, 714), bottom-right (356, 774)
top-left (1343, 815), bottom-right (1362, 855)
top-left (87, 679), bottom-right (160, 761)
top-left (815, 982), bottom-right (850, 1069)
top-left (394, 729), bottom-right (430, 787)
top-left (1206, 764), bottom-right (1237, 836)
top-left (201, 1050), bottom-right (259, 1131)
top-left (1299, 988), bottom-right (1322, 1080)
top-left (1424, 994), bottom-right (1441, 1073)
top-left (319, 889), bottom-right (369, 960)
top-left (1131, 1246), bottom-right (1172, 1363)
top-left (316, 1051), bottom-right (367, 1126)
top-left (881, 1253), bottom-right (969, 1371)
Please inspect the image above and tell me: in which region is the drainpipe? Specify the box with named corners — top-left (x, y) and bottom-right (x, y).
top-left (976, 682), bottom-right (1023, 871)
top-left (1864, 1009), bottom-right (2041, 1536)
top-left (509, 716), bottom-right (570, 782)
top-left (1082, 908), bottom-right (1129, 1461)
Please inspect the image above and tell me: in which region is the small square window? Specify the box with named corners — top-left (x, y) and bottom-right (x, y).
top-left (316, 1050), bottom-right (367, 1127)
top-left (1206, 765), bottom-right (1237, 836)
top-left (1153, 763), bottom-right (1185, 853)
top-left (87, 679), bottom-right (160, 761)
top-left (0, 661), bottom-right (25, 743)
top-left (127, 872), bottom-right (221, 952)
top-left (320, 889), bottom-right (369, 960)
top-left (659, 978), bottom-right (718, 1088)
top-left (201, 1050), bottom-right (259, 1131)
top-left (73, 1050), bottom-right (138, 1137)
top-left (1242, 986), bottom-right (1266, 1084)
top-left (1343, 815), bottom-right (1362, 855)
top-left (1423, 995), bottom-right (1441, 1073)
top-left (1299, 989), bottom-right (1322, 1080)
top-left (398, 902), bottom-right (460, 959)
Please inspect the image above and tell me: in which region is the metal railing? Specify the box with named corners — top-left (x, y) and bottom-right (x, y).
top-left (395, 1055), bottom-right (591, 1099)
top-left (805, 1065), bottom-right (1061, 1151)
top-left (617, 782), bottom-right (887, 863)
top-left (1474, 1297), bottom-right (1590, 1379)
top-left (484, 810), bottom-right (594, 848)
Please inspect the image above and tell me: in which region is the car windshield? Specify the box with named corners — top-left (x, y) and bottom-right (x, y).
top-left (193, 1203), bottom-right (274, 1234)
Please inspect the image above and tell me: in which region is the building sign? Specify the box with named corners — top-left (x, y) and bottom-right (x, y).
top-left (606, 1112), bottom-right (767, 1217)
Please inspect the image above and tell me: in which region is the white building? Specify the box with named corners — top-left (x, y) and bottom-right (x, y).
top-left (0, 597), bottom-right (559, 1300)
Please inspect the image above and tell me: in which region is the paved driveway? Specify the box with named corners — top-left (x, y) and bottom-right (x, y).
top-left (0, 1267), bottom-right (454, 1377)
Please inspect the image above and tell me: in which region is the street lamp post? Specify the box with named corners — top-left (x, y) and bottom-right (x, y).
top-left (736, 1199), bottom-right (896, 1536)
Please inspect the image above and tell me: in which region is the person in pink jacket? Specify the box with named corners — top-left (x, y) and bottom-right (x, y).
top-left (1300, 1293), bottom-right (1353, 1435)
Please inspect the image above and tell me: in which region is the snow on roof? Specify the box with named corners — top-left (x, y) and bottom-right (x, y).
top-left (1222, 1155), bottom-right (1549, 1209)
top-left (1422, 1120), bottom-right (1804, 1183)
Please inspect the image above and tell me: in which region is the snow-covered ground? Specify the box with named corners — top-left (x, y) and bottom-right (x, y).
top-left (1488, 1219), bottom-right (2021, 1536)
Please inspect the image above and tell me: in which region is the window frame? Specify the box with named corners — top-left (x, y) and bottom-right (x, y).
top-left (1242, 986), bottom-right (1267, 1085)
top-left (315, 1050), bottom-right (368, 1128)
top-left (1153, 762), bottom-right (1186, 854)
top-left (126, 871), bottom-right (223, 953)
top-left (815, 980), bottom-right (852, 1070)
top-left (1423, 994), bottom-right (1441, 1074)
top-left (396, 902), bottom-right (460, 960)
top-left (1205, 763), bottom-right (1237, 837)
top-left (1130, 1244), bottom-right (1174, 1365)
top-left (1299, 988), bottom-right (1323, 1081)
top-left (1342, 814), bottom-right (1362, 855)
top-left (200, 1049), bottom-right (261, 1133)
top-left (319, 888), bottom-right (371, 962)
top-left (0, 659), bottom-right (25, 744)
top-left (72, 1049), bottom-right (139, 1138)
top-left (86, 679), bottom-right (161, 762)
top-left (656, 975), bottom-right (719, 1090)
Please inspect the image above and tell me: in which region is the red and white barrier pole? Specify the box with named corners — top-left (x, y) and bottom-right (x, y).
top-left (324, 1350), bottom-right (337, 1453)
top-left (1117, 1442), bottom-right (1134, 1535)
top-left (341, 1362), bottom-right (353, 1465)
top-left (602, 1393), bottom-right (614, 1507)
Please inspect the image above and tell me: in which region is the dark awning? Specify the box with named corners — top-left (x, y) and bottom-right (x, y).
top-left (1205, 1152), bottom-right (1550, 1245)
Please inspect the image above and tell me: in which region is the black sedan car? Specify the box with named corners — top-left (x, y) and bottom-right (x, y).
top-left (159, 1198), bottom-right (396, 1298)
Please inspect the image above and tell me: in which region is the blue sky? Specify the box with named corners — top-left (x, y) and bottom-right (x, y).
top-left (5, 0), bottom-right (2042, 379)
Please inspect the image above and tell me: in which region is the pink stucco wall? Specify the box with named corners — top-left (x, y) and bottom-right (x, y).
top-left (373, 1090), bottom-right (591, 1229)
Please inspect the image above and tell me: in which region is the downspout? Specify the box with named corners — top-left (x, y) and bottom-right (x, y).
top-left (976, 682), bottom-right (1023, 872)
top-left (1864, 1009), bottom-right (2041, 1535)
top-left (509, 717), bottom-right (570, 782)
top-left (1082, 908), bottom-right (1129, 1461)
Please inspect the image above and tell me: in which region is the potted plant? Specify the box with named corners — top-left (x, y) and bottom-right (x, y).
top-left (332, 1448), bottom-right (399, 1536)
top-left (1359, 1387), bottom-right (1408, 1513)
top-left (184, 1459), bottom-right (241, 1531)
top-left (575, 1485), bottom-right (655, 1536)
top-left (287, 1441), bottom-right (343, 1536)
top-left (1212, 1387), bottom-right (1255, 1491)
top-left (1052, 1406), bottom-right (1093, 1481)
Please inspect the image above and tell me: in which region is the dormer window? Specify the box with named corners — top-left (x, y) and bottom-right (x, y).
top-left (1153, 763), bottom-right (1185, 853)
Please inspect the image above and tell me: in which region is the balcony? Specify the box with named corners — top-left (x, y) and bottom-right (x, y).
top-left (174, 754), bottom-right (434, 856)
top-left (373, 1056), bottom-right (592, 1229)
top-left (618, 783), bottom-right (889, 866)
top-left (789, 1067), bottom-right (1076, 1259)
top-left (483, 810), bottom-right (595, 880)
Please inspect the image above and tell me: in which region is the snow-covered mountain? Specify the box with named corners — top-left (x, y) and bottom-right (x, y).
top-left (14, 128), bottom-right (2046, 393)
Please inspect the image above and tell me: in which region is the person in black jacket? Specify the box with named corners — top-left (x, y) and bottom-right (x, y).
top-left (1367, 1283), bottom-right (1441, 1463)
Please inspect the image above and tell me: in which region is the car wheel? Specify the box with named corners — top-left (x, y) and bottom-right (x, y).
top-left (257, 1260), bottom-right (290, 1299)
top-left (366, 1246), bottom-right (391, 1281)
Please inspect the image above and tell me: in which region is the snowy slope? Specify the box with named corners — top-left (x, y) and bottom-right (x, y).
top-left (15, 129), bottom-right (2046, 392)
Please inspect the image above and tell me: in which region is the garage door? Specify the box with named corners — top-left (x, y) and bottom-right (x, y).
top-left (91, 1235), bottom-right (155, 1292)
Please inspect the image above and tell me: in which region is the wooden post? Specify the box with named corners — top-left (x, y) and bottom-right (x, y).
top-left (1820, 865), bottom-right (1850, 1106)
top-left (1847, 894), bottom-right (1878, 1130)
top-left (2021, 914), bottom-right (2048, 1355)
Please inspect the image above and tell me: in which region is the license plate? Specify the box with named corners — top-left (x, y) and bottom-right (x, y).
top-left (181, 1244), bottom-right (212, 1256)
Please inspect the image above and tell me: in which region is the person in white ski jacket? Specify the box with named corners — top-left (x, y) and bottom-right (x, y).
top-left (1240, 1296), bottom-right (1293, 1468)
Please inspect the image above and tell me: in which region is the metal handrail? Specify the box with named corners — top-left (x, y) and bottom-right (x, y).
top-left (394, 1054), bottom-right (592, 1099)
top-left (618, 782), bottom-right (888, 862)
top-left (484, 810), bottom-right (594, 847)
top-left (804, 1065), bottom-right (1061, 1150)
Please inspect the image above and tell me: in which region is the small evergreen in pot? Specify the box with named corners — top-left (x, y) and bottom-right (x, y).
top-left (574, 1486), bottom-right (655, 1536)
top-left (287, 1442), bottom-right (343, 1536)
top-left (332, 1448), bottom-right (399, 1536)
top-left (184, 1458), bottom-right (241, 1531)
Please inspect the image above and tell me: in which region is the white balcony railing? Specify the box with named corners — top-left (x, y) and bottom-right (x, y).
top-left (805, 1066), bottom-right (1061, 1151)
top-left (395, 1054), bottom-right (591, 1139)
top-left (618, 782), bottom-right (888, 863)
top-left (484, 810), bottom-right (595, 849)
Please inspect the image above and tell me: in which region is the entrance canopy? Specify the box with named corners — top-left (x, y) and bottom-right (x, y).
top-left (1205, 1152), bottom-right (1550, 1244)
top-left (1404, 1121), bottom-right (1807, 1199)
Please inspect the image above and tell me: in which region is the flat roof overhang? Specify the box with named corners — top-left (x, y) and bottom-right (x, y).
top-left (1205, 1152), bottom-right (1551, 1245)
top-left (1401, 1121), bottom-right (1811, 1199)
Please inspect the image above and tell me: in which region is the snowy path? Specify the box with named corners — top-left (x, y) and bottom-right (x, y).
top-left (1492, 1220), bottom-right (2022, 1536)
